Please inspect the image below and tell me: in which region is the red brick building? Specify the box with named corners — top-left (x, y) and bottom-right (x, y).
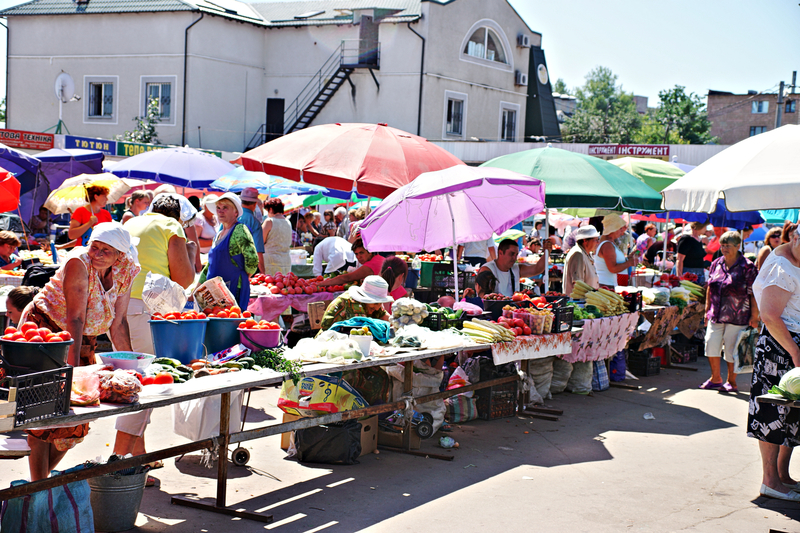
top-left (707, 90), bottom-right (799, 145)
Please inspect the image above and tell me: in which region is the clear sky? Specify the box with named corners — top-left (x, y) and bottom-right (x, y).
top-left (0, 0), bottom-right (797, 105)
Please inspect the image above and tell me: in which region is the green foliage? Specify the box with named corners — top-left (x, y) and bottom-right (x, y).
top-left (635, 109), bottom-right (684, 144)
top-left (552, 78), bottom-right (569, 94)
top-left (649, 85), bottom-right (717, 144)
top-left (562, 66), bottom-right (641, 143)
top-left (116, 97), bottom-right (161, 144)
top-left (0, 97), bottom-right (5, 123)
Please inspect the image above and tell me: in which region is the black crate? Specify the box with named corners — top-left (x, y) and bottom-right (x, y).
top-left (552, 305), bottom-right (574, 333)
top-left (431, 264), bottom-right (476, 290)
top-left (0, 366), bottom-right (72, 427)
top-left (475, 381), bottom-right (517, 420)
top-left (627, 349), bottom-right (660, 377)
top-left (624, 291), bottom-right (643, 313)
top-left (545, 295), bottom-right (568, 306)
top-left (671, 342), bottom-right (699, 363)
top-left (421, 311), bottom-right (466, 331)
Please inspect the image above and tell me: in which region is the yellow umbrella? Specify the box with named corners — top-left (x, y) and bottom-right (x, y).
top-left (44, 173), bottom-right (135, 215)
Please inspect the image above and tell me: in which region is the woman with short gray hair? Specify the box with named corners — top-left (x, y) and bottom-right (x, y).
top-left (701, 230), bottom-right (759, 392)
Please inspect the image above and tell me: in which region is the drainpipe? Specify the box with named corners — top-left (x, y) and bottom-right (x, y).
top-left (182, 12), bottom-right (203, 146)
top-left (407, 21), bottom-right (425, 136)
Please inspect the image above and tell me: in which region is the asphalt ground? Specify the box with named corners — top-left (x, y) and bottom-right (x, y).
top-left (2, 357), bottom-right (800, 533)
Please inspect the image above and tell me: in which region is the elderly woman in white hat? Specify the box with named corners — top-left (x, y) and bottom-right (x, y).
top-left (563, 225), bottom-right (601, 296)
top-left (20, 221), bottom-right (141, 481)
top-left (319, 275), bottom-right (393, 331)
top-left (198, 192), bottom-right (259, 309)
top-left (596, 214), bottom-right (638, 290)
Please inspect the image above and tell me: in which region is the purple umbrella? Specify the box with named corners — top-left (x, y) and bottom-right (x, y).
top-left (360, 166), bottom-right (545, 298)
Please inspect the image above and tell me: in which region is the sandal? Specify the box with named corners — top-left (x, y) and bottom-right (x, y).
top-left (720, 383), bottom-right (738, 393)
top-left (760, 484), bottom-right (800, 501)
top-left (145, 460), bottom-right (164, 470)
top-left (699, 379), bottom-right (723, 390)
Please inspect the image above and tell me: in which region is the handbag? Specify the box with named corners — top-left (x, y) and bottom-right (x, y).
top-left (1, 464), bottom-right (94, 533)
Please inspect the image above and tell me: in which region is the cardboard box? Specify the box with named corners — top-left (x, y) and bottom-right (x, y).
top-left (281, 413), bottom-right (378, 456)
top-left (377, 427), bottom-right (421, 450)
top-left (307, 301), bottom-right (330, 330)
top-left (359, 415), bottom-right (378, 456)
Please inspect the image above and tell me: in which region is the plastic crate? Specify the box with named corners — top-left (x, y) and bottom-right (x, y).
top-left (624, 291), bottom-right (643, 313)
top-left (671, 343), bottom-right (699, 363)
top-left (421, 311), bottom-right (466, 331)
top-left (475, 381), bottom-right (517, 420)
top-left (552, 305), bottom-right (574, 333)
top-left (627, 349), bottom-right (660, 377)
top-left (430, 263), bottom-right (476, 290)
top-left (0, 366), bottom-right (72, 428)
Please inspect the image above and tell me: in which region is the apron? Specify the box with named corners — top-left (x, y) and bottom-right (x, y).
top-left (207, 223), bottom-right (250, 309)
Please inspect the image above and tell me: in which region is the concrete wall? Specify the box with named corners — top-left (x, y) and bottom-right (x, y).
top-left (707, 93), bottom-right (800, 145)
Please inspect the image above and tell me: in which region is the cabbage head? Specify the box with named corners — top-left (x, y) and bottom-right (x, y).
top-left (770, 367), bottom-right (800, 400)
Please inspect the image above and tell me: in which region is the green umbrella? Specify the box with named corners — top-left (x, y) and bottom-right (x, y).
top-left (301, 192), bottom-right (367, 207)
top-left (607, 157), bottom-right (685, 192)
top-left (481, 147), bottom-right (663, 211)
top-left (494, 229), bottom-right (526, 242)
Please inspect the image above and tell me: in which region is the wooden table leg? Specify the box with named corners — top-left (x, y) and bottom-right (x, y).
top-left (216, 392), bottom-right (230, 509)
top-left (518, 360), bottom-right (528, 414)
top-left (402, 362), bottom-right (413, 450)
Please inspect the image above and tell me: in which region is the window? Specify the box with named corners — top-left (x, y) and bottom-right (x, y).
top-left (140, 76), bottom-right (177, 125)
top-left (84, 75), bottom-right (117, 123)
top-left (446, 99), bottom-right (463, 135)
top-left (145, 82), bottom-right (172, 119)
top-left (786, 100), bottom-right (796, 113)
top-left (464, 27), bottom-right (506, 64)
top-left (499, 101), bottom-right (520, 142)
top-left (751, 101), bottom-right (769, 114)
top-left (750, 126), bottom-right (767, 136)
top-left (88, 82), bottom-right (113, 117)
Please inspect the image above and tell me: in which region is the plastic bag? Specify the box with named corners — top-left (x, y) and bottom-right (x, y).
top-left (592, 360), bottom-right (610, 391)
top-left (735, 326), bottom-right (757, 374)
top-left (550, 357), bottom-right (573, 395)
top-left (142, 271), bottom-right (187, 315)
top-left (97, 369), bottom-right (143, 404)
top-left (386, 361), bottom-right (446, 433)
top-left (446, 366), bottom-right (473, 398)
top-left (567, 361), bottom-right (593, 394)
top-left (445, 395), bottom-right (478, 423)
top-left (454, 300), bottom-right (484, 315)
top-left (192, 276), bottom-right (237, 312)
top-left (278, 375), bottom-right (368, 417)
top-left (70, 367), bottom-right (100, 406)
top-left (342, 367), bottom-right (392, 405)
top-left (172, 391), bottom-right (243, 441)
top-left (527, 356), bottom-right (554, 401)
top-left (295, 420), bottom-right (361, 465)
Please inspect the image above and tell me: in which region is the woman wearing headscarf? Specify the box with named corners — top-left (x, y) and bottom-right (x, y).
top-left (595, 214), bottom-right (638, 290)
top-left (563, 225), bottom-right (601, 296)
top-left (198, 192), bottom-right (258, 309)
top-left (20, 222), bottom-right (140, 481)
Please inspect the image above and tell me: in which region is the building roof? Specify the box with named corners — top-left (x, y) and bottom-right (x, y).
top-left (249, 0), bottom-right (429, 26)
top-left (0, 0), bottom-right (266, 25)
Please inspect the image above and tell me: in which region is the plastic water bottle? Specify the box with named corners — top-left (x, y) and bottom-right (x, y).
top-left (49, 225), bottom-right (58, 265)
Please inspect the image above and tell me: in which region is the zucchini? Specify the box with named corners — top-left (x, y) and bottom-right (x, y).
top-left (153, 357), bottom-right (180, 368)
top-left (176, 365), bottom-right (193, 374)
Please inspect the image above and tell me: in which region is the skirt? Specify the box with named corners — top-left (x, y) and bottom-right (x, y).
top-left (746, 328), bottom-right (800, 446)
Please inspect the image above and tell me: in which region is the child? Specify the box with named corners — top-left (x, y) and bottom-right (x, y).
top-left (461, 270), bottom-right (497, 310)
top-left (0, 231), bottom-right (22, 270)
top-left (6, 285), bottom-right (39, 326)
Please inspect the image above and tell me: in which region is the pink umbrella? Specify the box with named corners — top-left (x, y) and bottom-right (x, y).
top-left (360, 166), bottom-right (545, 298)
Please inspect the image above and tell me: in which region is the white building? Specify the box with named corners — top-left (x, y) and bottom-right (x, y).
top-left (2, 0), bottom-right (560, 152)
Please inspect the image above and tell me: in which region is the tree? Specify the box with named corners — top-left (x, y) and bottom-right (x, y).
top-left (0, 98), bottom-right (6, 124)
top-left (552, 78), bottom-right (569, 94)
top-left (117, 97), bottom-right (161, 144)
top-left (654, 85), bottom-right (716, 144)
top-left (562, 66), bottom-right (641, 143)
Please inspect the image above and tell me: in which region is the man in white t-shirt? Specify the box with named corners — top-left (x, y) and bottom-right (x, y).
top-left (457, 237), bottom-right (497, 266)
top-left (479, 238), bottom-right (551, 297)
top-left (313, 236), bottom-right (356, 276)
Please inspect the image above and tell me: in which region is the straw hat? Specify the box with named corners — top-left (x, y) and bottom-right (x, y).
top-left (601, 214), bottom-right (627, 236)
top-left (574, 225), bottom-right (600, 241)
top-left (206, 192), bottom-right (243, 218)
top-left (348, 275), bottom-right (394, 304)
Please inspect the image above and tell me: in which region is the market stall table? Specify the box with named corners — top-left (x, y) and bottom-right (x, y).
top-left (564, 312), bottom-right (640, 363)
top-left (247, 291), bottom-right (343, 322)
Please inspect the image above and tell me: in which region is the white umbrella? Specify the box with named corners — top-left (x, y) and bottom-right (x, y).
top-left (662, 124), bottom-right (800, 212)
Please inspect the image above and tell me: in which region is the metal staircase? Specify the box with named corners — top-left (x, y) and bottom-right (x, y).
top-left (245, 40), bottom-right (380, 150)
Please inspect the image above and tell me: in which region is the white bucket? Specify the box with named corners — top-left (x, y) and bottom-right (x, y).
top-left (350, 335), bottom-right (372, 357)
top-left (290, 249), bottom-right (308, 265)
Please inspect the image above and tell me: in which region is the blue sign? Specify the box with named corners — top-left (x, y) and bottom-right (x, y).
top-left (64, 135), bottom-right (117, 156)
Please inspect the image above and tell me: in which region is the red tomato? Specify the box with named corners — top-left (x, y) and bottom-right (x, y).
top-left (231, 306), bottom-right (241, 314)
top-left (141, 376), bottom-right (156, 386)
top-left (203, 308), bottom-right (212, 314)
top-left (264, 276), bottom-right (273, 284)
top-left (522, 326), bottom-right (532, 335)
top-left (217, 311), bottom-right (229, 318)
top-left (60, 331), bottom-right (72, 341)
top-left (4, 326), bottom-right (16, 334)
top-left (280, 289), bottom-right (289, 295)
top-left (11, 333), bottom-right (25, 341)
top-left (270, 287), bottom-right (280, 294)
top-left (513, 327), bottom-right (523, 336)
top-left (153, 373), bottom-right (174, 385)
top-left (242, 311), bottom-right (252, 318)
top-left (28, 335), bottom-right (44, 343)
top-left (24, 329), bottom-right (39, 341)
top-left (229, 312), bottom-right (241, 318)
top-left (196, 312), bottom-right (207, 319)
top-left (2, 333), bottom-right (15, 339)
top-left (152, 315), bottom-right (163, 320)
top-left (513, 319), bottom-right (525, 328)
top-left (275, 282), bottom-right (284, 289)
top-left (20, 322), bottom-right (38, 334)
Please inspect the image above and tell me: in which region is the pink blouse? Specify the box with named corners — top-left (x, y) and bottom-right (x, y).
top-left (33, 248), bottom-right (140, 337)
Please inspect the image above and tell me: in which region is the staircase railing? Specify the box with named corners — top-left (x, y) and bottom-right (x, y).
top-left (283, 43), bottom-right (346, 134)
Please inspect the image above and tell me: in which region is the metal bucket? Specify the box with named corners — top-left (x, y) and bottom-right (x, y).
top-left (88, 472), bottom-right (147, 532)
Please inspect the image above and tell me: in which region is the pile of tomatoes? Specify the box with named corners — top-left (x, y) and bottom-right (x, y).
top-left (496, 316), bottom-right (531, 336)
top-left (152, 311), bottom-right (208, 321)
top-left (202, 305), bottom-right (251, 319)
top-left (238, 319), bottom-right (280, 330)
top-left (417, 254), bottom-right (444, 262)
top-left (251, 272), bottom-right (344, 295)
top-left (2, 322), bottom-right (73, 343)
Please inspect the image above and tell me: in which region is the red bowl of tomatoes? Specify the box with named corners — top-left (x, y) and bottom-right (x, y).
top-left (0, 322), bottom-right (74, 373)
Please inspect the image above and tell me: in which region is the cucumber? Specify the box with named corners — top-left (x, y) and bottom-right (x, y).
top-left (251, 365), bottom-right (263, 372)
top-left (238, 357), bottom-right (255, 369)
top-left (153, 357), bottom-right (180, 368)
top-left (222, 362), bottom-right (243, 370)
top-left (176, 365), bottom-right (193, 374)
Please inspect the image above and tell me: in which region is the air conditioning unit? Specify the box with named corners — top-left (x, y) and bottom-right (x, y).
top-left (515, 71), bottom-right (528, 86)
top-left (517, 34), bottom-right (530, 48)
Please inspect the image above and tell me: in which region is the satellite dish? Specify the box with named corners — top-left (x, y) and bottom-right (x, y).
top-left (54, 72), bottom-right (75, 103)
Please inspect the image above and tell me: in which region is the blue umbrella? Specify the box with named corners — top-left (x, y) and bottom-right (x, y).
top-left (110, 147), bottom-right (235, 188)
top-left (210, 166), bottom-right (328, 196)
top-left (745, 226), bottom-right (767, 243)
top-left (643, 199), bottom-right (763, 230)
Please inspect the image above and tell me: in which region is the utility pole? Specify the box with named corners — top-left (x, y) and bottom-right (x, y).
top-left (776, 81), bottom-right (785, 129)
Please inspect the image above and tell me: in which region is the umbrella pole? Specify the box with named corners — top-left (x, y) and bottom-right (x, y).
top-left (445, 195), bottom-right (459, 301)
top-left (661, 213), bottom-right (669, 274)
top-left (543, 207), bottom-right (549, 293)
top-left (16, 207), bottom-right (30, 250)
